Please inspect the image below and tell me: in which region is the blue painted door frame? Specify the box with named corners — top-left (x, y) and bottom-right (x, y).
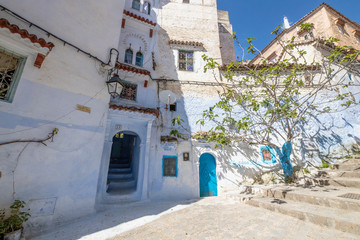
top-left (199, 153), bottom-right (218, 197)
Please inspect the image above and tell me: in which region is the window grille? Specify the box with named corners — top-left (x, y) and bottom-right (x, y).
top-left (132, 0), bottom-right (141, 10)
top-left (0, 48), bottom-right (24, 102)
top-left (120, 81), bottom-right (137, 101)
top-left (179, 50), bottom-right (194, 71)
top-left (163, 156), bottom-right (177, 176)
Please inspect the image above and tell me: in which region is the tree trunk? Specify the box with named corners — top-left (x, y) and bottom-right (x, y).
top-left (275, 142), bottom-right (294, 179)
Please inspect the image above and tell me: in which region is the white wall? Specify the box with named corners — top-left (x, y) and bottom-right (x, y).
top-left (0, 1), bottom-right (126, 236)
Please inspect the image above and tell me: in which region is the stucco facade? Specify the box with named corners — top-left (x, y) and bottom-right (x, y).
top-left (0, 1), bottom-right (359, 238)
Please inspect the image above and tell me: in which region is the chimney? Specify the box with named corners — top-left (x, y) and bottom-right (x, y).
top-left (283, 16), bottom-right (291, 29)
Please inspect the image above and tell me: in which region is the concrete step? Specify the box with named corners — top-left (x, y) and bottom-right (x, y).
top-left (251, 186), bottom-right (360, 212)
top-left (246, 197), bottom-right (360, 235)
top-left (310, 178), bottom-right (360, 189)
top-left (107, 173), bottom-right (133, 180)
top-left (108, 168), bottom-right (132, 174)
top-left (109, 163), bottom-right (130, 169)
top-left (319, 170), bottom-right (360, 179)
top-left (333, 164), bottom-right (360, 171)
top-left (108, 178), bottom-right (136, 189)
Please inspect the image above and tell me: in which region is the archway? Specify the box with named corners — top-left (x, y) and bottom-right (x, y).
top-left (199, 153), bottom-right (218, 197)
top-left (106, 131), bottom-right (140, 195)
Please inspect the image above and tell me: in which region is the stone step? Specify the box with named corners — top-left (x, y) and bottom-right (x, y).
top-left (333, 164), bottom-right (360, 171)
top-left (251, 186), bottom-right (360, 212)
top-left (308, 178), bottom-right (360, 189)
top-left (109, 163), bottom-right (130, 169)
top-left (319, 170), bottom-right (360, 179)
top-left (108, 168), bottom-right (132, 174)
top-left (107, 173), bottom-right (133, 180)
top-left (246, 197), bottom-right (360, 235)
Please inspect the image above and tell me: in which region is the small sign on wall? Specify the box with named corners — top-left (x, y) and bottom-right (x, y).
top-left (114, 124), bottom-right (122, 130)
top-left (183, 152), bottom-right (190, 161)
top-left (163, 142), bottom-right (177, 151)
top-left (29, 197), bottom-right (57, 217)
top-left (76, 104), bottom-right (91, 114)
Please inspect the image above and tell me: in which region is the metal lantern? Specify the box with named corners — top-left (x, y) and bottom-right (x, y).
top-left (106, 74), bottom-right (123, 98)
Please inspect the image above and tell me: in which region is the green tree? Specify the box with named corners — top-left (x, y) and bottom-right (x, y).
top-left (198, 25), bottom-right (360, 179)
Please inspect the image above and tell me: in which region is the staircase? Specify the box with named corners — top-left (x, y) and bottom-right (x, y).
top-left (242, 155), bottom-right (360, 236)
top-left (107, 158), bottom-right (136, 195)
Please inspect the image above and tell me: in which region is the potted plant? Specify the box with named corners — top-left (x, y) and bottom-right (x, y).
top-left (0, 200), bottom-right (30, 240)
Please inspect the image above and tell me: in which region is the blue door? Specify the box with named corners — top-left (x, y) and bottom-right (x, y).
top-left (199, 153), bottom-right (217, 197)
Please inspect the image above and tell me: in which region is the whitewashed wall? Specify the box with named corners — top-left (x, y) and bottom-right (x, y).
top-left (0, 0), bottom-right (125, 236)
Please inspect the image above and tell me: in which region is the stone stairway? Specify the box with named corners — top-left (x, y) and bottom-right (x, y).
top-left (242, 155), bottom-right (360, 236)
top-left (107, 159), bottom-right (136, 194)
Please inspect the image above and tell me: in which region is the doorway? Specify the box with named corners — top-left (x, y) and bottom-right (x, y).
top-left (199, 153), bottom-right (218, 197)
top-left (106, 131), bottom-right (140, 195)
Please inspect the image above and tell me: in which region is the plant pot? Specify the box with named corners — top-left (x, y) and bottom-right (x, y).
top-left (4, 229), bottom-right (22, 240)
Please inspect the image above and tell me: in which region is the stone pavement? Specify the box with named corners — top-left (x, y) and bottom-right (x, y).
top-left (109, 196), bottom-right (357, 240)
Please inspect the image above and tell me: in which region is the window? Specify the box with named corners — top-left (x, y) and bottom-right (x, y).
top-left (143, 1), bottom-right (151, 15)
top-left (124, 49), bottom-right (133, 64)
top-left (0, 47), bottom-right (26, 102)
top-left (120, 81), bottom-right (137, 101)
top-left (337, 25), bottom-right (345, 34)
top-left (169, 103), bottom-right (176, 111)
top-left (135, 52), bottom-right (143, 67)
top-left (179, 50), bottom-right (194, 71)
top-left (163, 156), bottom-right (178, 177)
top-left (267, 52), bottom-right (277, 64)
top-left (132, 0), bottom-right (141, 10)
top-left (183, 0), bottom-right (190, 3)
top-left (260, 146), bottom-right (276, 164)
top-left (356, 36), bottom-right (360, 44)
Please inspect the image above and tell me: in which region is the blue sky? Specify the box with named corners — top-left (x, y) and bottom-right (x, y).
top-left (217, 0), bottom-right (360, 60)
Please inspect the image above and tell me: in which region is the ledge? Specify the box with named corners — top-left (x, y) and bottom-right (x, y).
top-left (109, 104), bottom-right (159, 117)
top-left (123, 10), bottom-right (156, 27)
top-left (0, 18), bottom-right (54, 51)
top-left (115, 62), bottom-right (150, 76)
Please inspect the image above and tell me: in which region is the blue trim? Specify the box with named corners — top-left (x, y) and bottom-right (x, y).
top-left (348, 73), bottom-right (352, 81)
top-left (162, 155), bottom-right (178, 177)
top-left (0, 46), bottom-right (27, 103)
top-left (260, 146), bottom-right (277, 164)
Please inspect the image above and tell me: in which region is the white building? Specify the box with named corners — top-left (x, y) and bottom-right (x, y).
top-left (0, 1), bottom-right (359, 238)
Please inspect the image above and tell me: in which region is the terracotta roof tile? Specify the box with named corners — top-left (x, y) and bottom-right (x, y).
top-left (115, 62), bottom-right (150, 76)
top-left (0, 18), bottom-right (54, 51)
top-left (123, 10), bottom-right (156, 27)
top-left (169, 40), bottom-right (204, 47)
top-left (109, 104), bottom-right (159, 117)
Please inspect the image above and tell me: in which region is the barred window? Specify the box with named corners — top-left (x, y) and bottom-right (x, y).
top-left (120, 81), bottom-right (137, 101)
top-left (179, 50), bottom-right (194, 71)
top-left (262, 149), bottom-right (271, 161)
top-left (0, 48), bottom-right (25, 102)
top-left (163, 156), bottom-right (177, 177)
top-left (135, 52), bottom-right (143, 67)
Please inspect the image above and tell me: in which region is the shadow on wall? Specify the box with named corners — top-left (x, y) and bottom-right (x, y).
top-left (297, 112), bottom-right (360, 162)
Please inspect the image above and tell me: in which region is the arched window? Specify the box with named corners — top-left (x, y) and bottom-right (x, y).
top-left (124, 49), bottom-right (133, 64)
top-left (132, 0), bottom-right (140, 10)
top-left (143, 1), bottom-right (151, 15)
top-left (135, 52), bottom-right (143, 67)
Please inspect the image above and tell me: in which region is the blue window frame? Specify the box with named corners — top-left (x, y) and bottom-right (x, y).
top-left (0, 47), bottom-right (26, 103)
top-left (124, 49), bottom-right (133, 64)
top-left (142, 1), bottom-right (151, 15)
top-left (163, 155), bottom-right (178, 177)
top-left (132, 0), bottom-right (141, 10)
top-left (135, 52), bottom-right (143, 67)
top-left (179, 50), bottom-right (194, 71)
top-left (260, 146), bottom-right (276, 164)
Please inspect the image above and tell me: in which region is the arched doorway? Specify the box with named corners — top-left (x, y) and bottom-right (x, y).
top-left (107, 131), bottom-right (140, 195)
top-left (199, 153), bottom-right (217, 197)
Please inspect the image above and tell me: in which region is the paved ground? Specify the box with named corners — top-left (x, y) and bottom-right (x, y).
top-left (110, 196), bottom-right (358, 240)
top-left (33, 196), bottom-right (358, 240)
